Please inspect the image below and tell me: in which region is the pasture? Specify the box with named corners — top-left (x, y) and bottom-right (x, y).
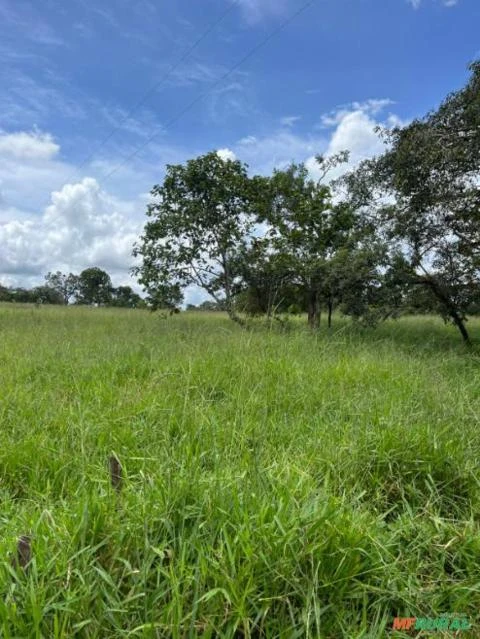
top-left (1, 304), bottom-right (480, 637)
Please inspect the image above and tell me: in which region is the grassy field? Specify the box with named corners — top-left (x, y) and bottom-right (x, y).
top-left (1, 304), bottom-right (480, 638)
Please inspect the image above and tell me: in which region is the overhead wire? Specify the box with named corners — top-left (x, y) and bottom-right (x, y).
top-left (61, 0), bottom-right (239, 183)
top-left (98, 0), bottom-right (317, 185)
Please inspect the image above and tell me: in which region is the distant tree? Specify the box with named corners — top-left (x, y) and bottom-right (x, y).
top-left (9, 288), bottom-right (35, 303)
top-left (77, 267), bottom-right (112, 306)
top-left (110, 285), bottom-right (143, 308)
top-left (1, 282), bottom-right (66, 305)
top-left (31, 285), bottom-right (64, 305)
top-left (45, 271), bottom-right (79, 304)
top-left (140, 281), bottom-right (183, 313)
top-left (0, 285), bottom-right (13, 302)
top-left (133, 151), bottom-right (258, 324)
top-left (197, 300), bottom-right (226, 311)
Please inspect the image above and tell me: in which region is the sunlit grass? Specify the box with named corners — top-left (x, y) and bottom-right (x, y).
top-left (1, 304), bottom-right (480, 637)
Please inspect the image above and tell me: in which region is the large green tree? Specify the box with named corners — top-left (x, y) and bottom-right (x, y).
top-left (110, 286), bottom-right (144, 308)
top-left (77, 267), bottom-right (112, 306)
top-left (133, 151), bottom-right (257, 323)
top-left (45, 271), bottom-right (80, 304)
top-left (255, 154), bottom-right (378, 329)
top-left (343, 60), bottom-right (480, 342)
top-left (255, 160), bottom-right (330, 328)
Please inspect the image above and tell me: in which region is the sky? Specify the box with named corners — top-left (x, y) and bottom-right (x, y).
top-left (0, 0), bottom-right (478, 302)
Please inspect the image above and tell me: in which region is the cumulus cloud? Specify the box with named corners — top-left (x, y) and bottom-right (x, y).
top-left (217, 148), bottom-right (237, 161)
top-left (319, 99), bottom-right (394, 128)
top-left (305, 111), bottom-right (383, 182)
top-left (305, 99), bottom-right (402, 182)
top-left (0, 129), bottom-right (150, 289)
top-left (233, 130), bottom-right (327, 175)
top-left (223, 98), bottom-right (397, 180)
top-left (0, 130), bottom-right (59, 160)
top-left (326, 111), bottom-right (383, 158)
top-left (0, 177), bottom-right (142, 282)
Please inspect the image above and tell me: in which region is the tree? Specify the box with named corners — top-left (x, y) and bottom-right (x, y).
top-left (256, 154), bottom-right (366, 329)
top-left (342, 60), bottom-right (480, 342)
top-left (234, 239), bottom-right (297, 317)
top-left (133, 151), bottom-right (257, 324)
top-left (45, 271), bottom-right (79, 304)
top-left (77, 267), bottom-right (112, 306)
top-left (110, 286), bottom-right (144, 308)
top-left (0, 285), bottom-right (13, 302)
top-left (320, 241), bottom-right (387, 327)
top-left (31, 285), bottom-right (64, 305)
top-left (8, 288), bottom-right (35, 303)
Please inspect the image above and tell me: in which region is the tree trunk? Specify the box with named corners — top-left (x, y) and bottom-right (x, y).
top-left (327, 299), bottom-right (333, 329)
top-left (266, 286), bottom-right (274, 318)
top-left (307, 289), bottom-right (320, 330)
top-left (452, 312), bottom-right (470, 344)
top-left (227, 306), bottom-right (246, 327)
top-left (222, 254), bottom-right (245, 327)
top-left (419, 277), bottom-right (470, 344)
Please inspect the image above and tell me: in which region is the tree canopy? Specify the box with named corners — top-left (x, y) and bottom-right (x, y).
top-left (342, 60), bottom-right (480, 341)
top-left (133, 151), bottom-right (387, 329)
top-left (133, 151), bottom-right (258, 323)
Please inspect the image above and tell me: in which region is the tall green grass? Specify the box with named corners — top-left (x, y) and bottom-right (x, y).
top-left (1, 304), bottom-right (480, 637)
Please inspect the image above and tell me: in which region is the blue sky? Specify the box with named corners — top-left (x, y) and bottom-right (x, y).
top-left (0, 0), bottom-right (478, 297)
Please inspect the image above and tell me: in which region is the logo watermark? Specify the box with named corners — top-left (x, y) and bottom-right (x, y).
top-left (392, 616), bottom-right (471, 632)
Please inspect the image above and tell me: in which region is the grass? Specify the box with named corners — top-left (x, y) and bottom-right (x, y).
top-left (1, 304), bottom-right (480, 638)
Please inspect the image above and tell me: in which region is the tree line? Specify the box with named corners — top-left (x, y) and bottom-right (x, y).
top-left (0, 267), bottom-right (144, 308)
top-left (133, 62), bottom-right (480, 342)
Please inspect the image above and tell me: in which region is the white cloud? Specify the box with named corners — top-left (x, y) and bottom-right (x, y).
top-left (0, 130), bottom-right (60, 160)
top-left (0, 2), bottom-right (65, 47)
top-left (0, 68), bottom-right (87, 127)
top-left (234, 130), bottom-right (327, 175)
top-left (304, 98), bottom-right (403, 182)
top-left (280, 115), bottom-right (301, 127)
top-left (327, 111), bottom-right (383, 158)
top-left (206, 77), bottom-right (257, 124)
top-left (320, 99), bottom-right (393, 128)
top-left (0, 128), bottom-right (151, 289)
top-left (408, 0), bottom-right (459, 7)
top-left (233, 0), bottom-right (289, 23)
top-left (227, 98), bottom-right (397, 179)
top-left (0, 177), bottom-right (142, 282)
top-left (217, 148), bottom-right (237, 161)
top-left (169, 61), bottom-right (221, 87)
top-left (305, 111), bottom-right (383, 183)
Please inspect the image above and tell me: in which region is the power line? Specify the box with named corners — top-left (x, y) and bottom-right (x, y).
top-left (99, 0), bottom-right (317, 185)
top-left (66, 1), bottom-right (238, 181)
